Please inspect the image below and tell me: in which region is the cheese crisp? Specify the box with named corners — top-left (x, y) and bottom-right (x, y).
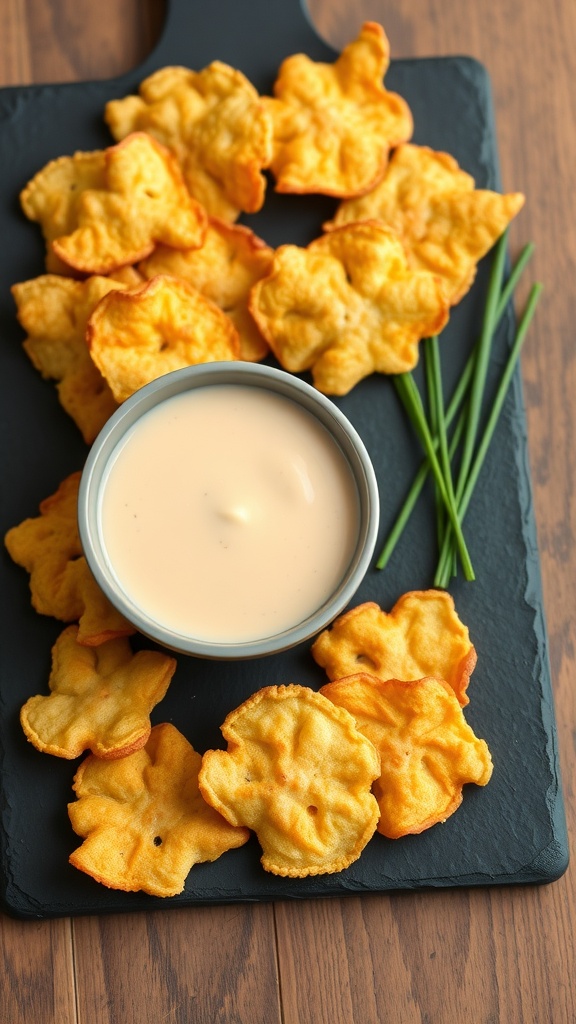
top-left (4, 472), bottom-right (134, 645)
top-left (105, 63), bottom-right (273, 221)
top-left (20, 133), bottom-right (207, 275)
top-left (249, 222), bottom-right (449, 394)
top-left (12, 274), bottom-right (124, 443)
top-left (265, 22), bottom-right (412, 196)
top-left (19, 149), bottom-right (106, 275)
top-left (311, 592), bottom-right (476, 706)
top-left (87, 273), bottom-right (240, 402)
top-left (198, 685), bottom-right (380, 877)
top-left (326, 143), bottom-right (525, 303)
top-left (321, 673), bottom-right (493, 838)
top-left (138, 218), bottom-right (273, 361)
top-left (68, 723), bottom-right (250, 897)
top-left (21, 626), bottom-right (176, 760)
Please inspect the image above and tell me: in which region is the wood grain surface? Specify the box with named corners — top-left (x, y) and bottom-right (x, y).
top-left (1, 1), bottom-right (574, 1021)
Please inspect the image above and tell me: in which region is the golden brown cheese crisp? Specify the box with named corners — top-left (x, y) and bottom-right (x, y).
top-left (105, 63), bottom-right (273, 221)
top-left (198, 684), bottom-right (380, 877)
top-left (311, 592), bottom-right (476, 705)
top-left (321, 673), bottom-right (493, 838)
top-left (249, 221), bottom-right (449, 394)
top-left (12, 274), bottom-right (125, 443)
top-left (138, 218), bottom-right (273, 361)
top-left (20, 133), bottom-right (207, 275)
top-left (264, 22), bottom-right (412, 197)
top-left (4, 472), bottom-right (134, 645)
top-left (87, 273), bottom-right (240, 402)
top-left (21, 626), bottom-right (176, 760)
top-left (326, 143), bottom-right (525, 303)
top-left (68, 723), bottom-right (250, 897)
top-left (20, 149), bottom-right (107, 275)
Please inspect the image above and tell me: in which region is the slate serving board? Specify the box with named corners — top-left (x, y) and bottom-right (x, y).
top-left (0, 0), bottom-right (568, 919)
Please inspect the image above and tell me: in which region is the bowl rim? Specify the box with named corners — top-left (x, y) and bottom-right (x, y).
top-left (78, 362), bottom-right (380, 659)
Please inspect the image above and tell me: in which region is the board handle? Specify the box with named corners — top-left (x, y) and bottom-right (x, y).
top-left (131, 0), bottom-right (336, 90)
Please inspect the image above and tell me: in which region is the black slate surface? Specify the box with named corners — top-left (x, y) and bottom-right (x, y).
top-left (0, 0), bottom-right (568, 918)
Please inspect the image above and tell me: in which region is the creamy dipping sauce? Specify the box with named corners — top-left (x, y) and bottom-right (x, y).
top-left (99, 385), bottom-right (360, 643)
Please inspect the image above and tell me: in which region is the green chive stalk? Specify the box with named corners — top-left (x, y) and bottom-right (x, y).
top-left (376, 240), bottom-right (536, 574)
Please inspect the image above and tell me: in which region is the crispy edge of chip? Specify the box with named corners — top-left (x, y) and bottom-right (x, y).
top-left (323, 143), bottom-right (476, 231)
top-left (311, 593), bottom-right (476, 706)
top-left (198, 683), bottom-right (381, 878)
top-left (86, 273), bottom-right (240, 402)
top-left (320, 672), bottom-right (493, 838)
top-left (105, 62), bottom-right (273, 219)
top-left (68, 722), bottom-right (250, 896)
top-left (324, 147), bottom-right (525, 305)
top-left (50, 133), bottom-right (207, 275)
top-left (20, 624), bottom-right (176, 760)
top-left (248, 222), bottom-right (450, 395)
top-left (138, 216), bottom-right (273, 361)
top-left (12, 273), bottom-right (124, 443)
top-left (4, 472), bottom-right (136, 643)
top-left (181, 61), bottom-right (273, 215)
top-left (267, 21), bottom-right (413, 198)
top-left (19, 148), bottom-right (106, 241)
top-left (4, 471), bottom-right (84, 595)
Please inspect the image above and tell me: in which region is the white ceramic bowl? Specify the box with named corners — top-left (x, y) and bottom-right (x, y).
top-left (78, 362), bottom-right (379, 658)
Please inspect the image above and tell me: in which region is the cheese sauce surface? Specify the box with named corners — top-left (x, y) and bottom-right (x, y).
top-left (100, 385), bottom-right (360, 643)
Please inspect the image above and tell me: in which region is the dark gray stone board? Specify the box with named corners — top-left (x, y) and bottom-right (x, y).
top-left (0, 0), bottom-right (568, 918)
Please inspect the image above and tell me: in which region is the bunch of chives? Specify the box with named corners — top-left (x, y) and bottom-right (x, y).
top-left (376, 233), bottom-right (542, 586)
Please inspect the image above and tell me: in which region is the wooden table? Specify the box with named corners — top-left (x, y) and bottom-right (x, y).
top-left (1, 1), bottom-right (574, 1021)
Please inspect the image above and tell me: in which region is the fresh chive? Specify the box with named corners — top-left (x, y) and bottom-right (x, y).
top-left (424, 339), bottom-right (439, 442)
top-left (459, 283), bottom-right (543, 514)
top-left (433, 231), bottom-right (508, 580)
top-left (380, 342), bottom-right (477, 564)
top-left (376, 240), bottom-right (535, 572)
top-left (428, 334), bottom-right (459, 577)
top-left (454, 231), bottom-right (509, 503)
top-left (424, 337), bottom-right (446, 547)
top-left (434, 282), bottom-right (543, 587)
top-left (375, 457), bottom-right (431, 570)
top-left (435, 233), bottom-right (533, 585)
top-left (428, 336), bottom-right (456, 510)
top-left (393, 373), bottom-right (475, 580)
top-left (495, 242), bottom-right (535, 323)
